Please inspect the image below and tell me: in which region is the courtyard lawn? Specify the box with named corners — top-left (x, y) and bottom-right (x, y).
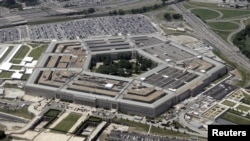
top-left (53, 113), bottom-right (81, 133)
top-left (221, 100), bottom-right (236, 107)
top-left (0, 71), bottom-right (13, 79)
top-left (10, 66), bottom-right (23, 70)
top-left (44, 109), bottom-right (61, 117)
top-left (10, 45), bottom-right (30, 64)
top-left (221, 112), bottom-right (250, 124)
top-left (191, 8), bottom-right (220, 20)
top-left (236, 104), bottom-right (250, 112)
top-left (28, 44), bottom-right (48, 60)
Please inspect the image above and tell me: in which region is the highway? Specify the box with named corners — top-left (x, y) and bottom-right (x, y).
top-left (170, 2), bottom-right (250, 78)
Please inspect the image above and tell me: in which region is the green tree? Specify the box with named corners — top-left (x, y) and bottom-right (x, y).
top-left (118, 9), bottom-right (125, 15)
top-left (0, 130), bottom-right (6, 139)
top-left (172, 13), bottom-right (182, 19)
top-left (87, 8), bottom-right (95, 14)
top-left (164, 13), bottom-right (172, 21)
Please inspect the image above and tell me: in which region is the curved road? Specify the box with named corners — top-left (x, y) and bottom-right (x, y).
top-left (171, 3), bottom-right (250, 80)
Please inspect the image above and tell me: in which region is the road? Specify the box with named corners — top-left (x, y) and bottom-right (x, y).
top-left (171, 2), bottom-right (250, 81)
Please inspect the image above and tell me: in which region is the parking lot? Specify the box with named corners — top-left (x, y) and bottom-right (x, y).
top-left (29, 15), bottom-right (158, 41)
top-left (108, 130), bottom-right (188, 141)
top-left (0, 15), bottom-right (159, 43)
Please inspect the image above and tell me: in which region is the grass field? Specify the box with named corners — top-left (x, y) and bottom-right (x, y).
top-left (218, 9), bottom-right (250, 19)
top-left (10, 45), bottom-right (30, 64)
top-left (28, 45), bottom-right (48, 60)
top-left (185, 1), bottom-right (218, 8)
top-left (0, 71), bottom-right (13, 78)
top-left (53, 113), bottom-right (81, 133)
top-left (236, 104), bottom-right (250, 112)
top-left (45, 109), bottom-right (61, 117)
top-left (0, 106), bottom-right (34, 119)
top-left (207, 22), bottom-right (238, 30)
top-left (28, 43), bottom-right (39, 48)
top-left (191, 8), bottom-right (220, 21)
top-left (221, 100), bottom-right (236, 107)
top-left (221, 112), bottom-right (250, 124)
top-left (21, 74), bottom-right (30, 81)
top-left (10, 66), bottom-right (23, 70)
top-left (0, 46), bottom-right (14, 63)
top-left (213, 30), bottom-right (230, 41)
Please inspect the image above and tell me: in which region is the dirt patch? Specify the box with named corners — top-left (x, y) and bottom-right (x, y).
top-left (168, 35), bottom-right (198, 44)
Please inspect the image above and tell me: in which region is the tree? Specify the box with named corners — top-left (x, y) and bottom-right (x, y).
top-left (222, 0), bottom-right (226, 3)
top-left (118, 9), bottom-right (125, 15)
top-left (87, 8), bottom-right (95, 14)
top-left (112, 10), bottom-right (118, 15)
top-left (0, 130), bottom-right (6, 139)
top-left (164, 13), bottom-right (172, 21)
top-left (172, 13), bottom-right (182, 19)
top-left (161, 0), bottom-right (169, 5)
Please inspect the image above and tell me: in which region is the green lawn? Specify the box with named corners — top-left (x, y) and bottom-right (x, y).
top-left (221, 112), bottom-right (250, 124)
top-left (207, 22), bottom-right (238, 30)
top-left (28, 43), bottom-right (39, 48)
top-left (10, 66), bottom-right (23, 70)
top-left (10, 45), bottom-right (30, 64)
top-left (185, 1), bottom-right (218, 8)
top-left (0, 46), bottom-right (14, 63)
top-left (218, 9), bottom-right (250, 19)
top-left (28, 44), bottom-right (48, 60)
top-left (191, 8), bottom-right (220, 21)
top-left (182, 2), bottom-right (195, 9)
top-left (53, 113), bottom-right (81, 133)
top-left (44, 109), bottom-right (61, 117)
top-left (213, 30), bottom-right (230, 41)
top-left (0, 71), bottom-right (13, 78)
top-left (236, 104), bottom-right (250, 112)
top-left (21, 74), bottom-right (30, 81)
top-left (221, 100), bottom-right (236, 107)
top-left (0, 106), bottom-right (34, 119)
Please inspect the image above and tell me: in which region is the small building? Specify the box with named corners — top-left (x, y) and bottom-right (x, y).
top-left (23, 57), bottom-right (33, 63)
top-left (0, 62), bottom-right (12, 71)
top-left (11, 72), bottom-right (23, 79)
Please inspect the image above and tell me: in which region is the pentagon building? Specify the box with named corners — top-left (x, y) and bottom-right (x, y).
top-left (25, 35), bottom-right (227, 117)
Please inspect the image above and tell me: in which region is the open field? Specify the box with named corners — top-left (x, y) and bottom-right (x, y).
top-left (207, 22), bottom-right (238, 30)
top-left (191, 8), bottom-right (220, 20)
top-left (184, 1), bottom-right (218, 8)
top-left (53, 112), bottom-right (81, 133)
top-left (221, 100), bottom-right (236, 107)
top-left (221, 112), bottom-right (250, 124)
top-left (213, 30), bottom-right (230, 41)
top-left (28, 44), bottom-right (48, 60)
top-left (218, 9), bottom-right (250, 19)
top-left (0, 106), bottom-right (34, 119)
top-left (10, 45), bottom-right (30, 64)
